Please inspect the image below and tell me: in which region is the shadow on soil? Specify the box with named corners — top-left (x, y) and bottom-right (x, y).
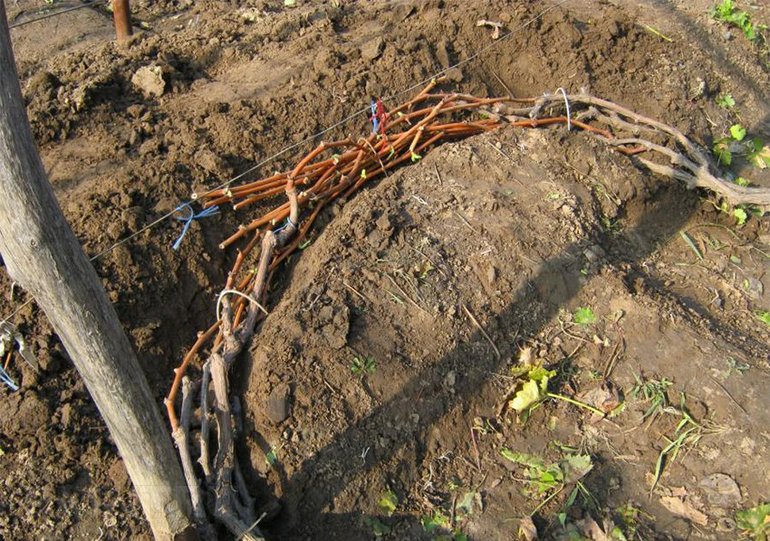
top-left (253, 181), bottom-right (698, 539)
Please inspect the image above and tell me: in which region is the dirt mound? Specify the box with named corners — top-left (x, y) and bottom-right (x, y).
top-left (2, 0), bottom-right (770, 540)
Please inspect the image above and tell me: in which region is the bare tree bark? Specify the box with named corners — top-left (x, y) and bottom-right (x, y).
top-left (0, 2), bottom-right (195, 539)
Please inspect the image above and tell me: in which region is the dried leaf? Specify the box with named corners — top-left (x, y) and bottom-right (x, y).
top-left (576, 384), bottom-right (621, 414)
top-left (660, 495), bottom-right (708, 526)
top-left (519, 516), bottom-right (538, 540)
top-left (576, 516), bottom-right (613, 541)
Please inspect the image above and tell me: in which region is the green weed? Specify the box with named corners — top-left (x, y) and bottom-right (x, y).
top-left (651, 397), bottom-right (705, 491)
top-left (630, 374), bottom-right (672, 421)
top-left (378, 490), bottom-right (398, 517)
top-left (712, 0), bottom-right (767, 42)
top-left (727, 357), bottom-right (750, 376)
top-left (736, 502), bottom-right (770, 540)
top-left (351, 355), bottom-right (376, 376)
top-left (501, 450), bottom-right (594, 516)
top-left (573, 307), bottom-right (597, 326)
top-left (757, 310), bottom-right (770, 326)
top-left (717, 93), bottom-right (736, 109)
top-left (362, 516), bottom-right (391, 537)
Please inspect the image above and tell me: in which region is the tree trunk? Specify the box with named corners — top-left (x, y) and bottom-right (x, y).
top-left (113, 0), bottom-right (133, 43)
top-left (0, 3), bottom-right (196, 540)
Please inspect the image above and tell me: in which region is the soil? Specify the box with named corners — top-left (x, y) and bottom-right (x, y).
top-left (2, 1), bottom-right (770, 540)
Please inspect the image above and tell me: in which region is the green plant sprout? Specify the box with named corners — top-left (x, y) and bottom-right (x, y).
top-left (712, 123), bottom-right (770, 168)
top-left (736, 502), bottom-right (770, 540)
top-left (351, 355), bottom-right (376, 376)
top-left (500, 450), bottom-right (593, 516)
top-left (650, 397), bottom-right (705, 491)
top-left (362, 516), bottom-right (391, 537)
top-left (377, 490), bottom-right (398, 517)
top-left (422, 511), bottom-right (470, 541)
top-left (573, 307), bottom-right (596, 326)
top-left (757, 310), bottom-right (770, 326)
top-left (747, 138), bottom-right (770, 169)
top-left (716, 93), bottom-right (736, 109)
top-left (726, 357), bottom-right (750, 376)
top-left (712, 0), bottom-right (768, 42)
top-left (630, 374), bottom-right (673, 421)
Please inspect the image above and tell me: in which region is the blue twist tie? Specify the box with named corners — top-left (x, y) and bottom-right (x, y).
top-left (172, 203), bottom-right (220, 251)
top-left (274, 216), bottom-right (297, 234)
top-left (0, 365), bottom-right (18, 391)
top-left (370, 100), bottom-right (379, 134)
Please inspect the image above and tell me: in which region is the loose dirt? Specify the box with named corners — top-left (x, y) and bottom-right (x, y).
top-left (2, 1), bottom-right (770, 540)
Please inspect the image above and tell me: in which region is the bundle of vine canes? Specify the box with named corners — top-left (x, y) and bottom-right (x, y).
top-left (163, 78), bottom-right (770, 540)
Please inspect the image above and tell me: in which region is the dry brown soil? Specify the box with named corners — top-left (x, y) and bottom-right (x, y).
top-left (2, 1), bottom-right (770, 540)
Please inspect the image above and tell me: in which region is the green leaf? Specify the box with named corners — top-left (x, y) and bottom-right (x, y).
top-left (265, 446), bottom-right (279, 467)
top-left (455, 491), bottom-right (478, 518)
top-left (679, 231), bottom-right (704, 261)
top-left (736, 503), bottom-right (770, 534)
top-left (528, 365), bottom-right (556, 388)
top-left (410, 151), bottom-right (422, 162)
top-left (757, 311), bottom-right (770, 326)
top-left (734, 176), bottom-right (751, 187)
top-left (510, 379), bottom-right (543, 412)
top-left (573, 307), bottom-right (596, 326)
top-left (363, 516), bottom-right (391, 536)
top-left (453, 531), bottom-right (469, 541)
top-left (422, 512), bottom-right (450, 532)
top-left (500, 450), bottom-right (546, 470)
top-left (378, 490), bottom-right (398, 517)
top-left (714, 0), bottom-right (734, 19)
top-left (713, 140), bottom-right (732, 165)
top-left (730, 124), bottom-right (747, 141)
top-left (716, 93), bottom-right (736, 108)
top-left (733, 207), bottom-right (748, 225)
top-left (747, 139), bottom-right (770, 169)
top-left (560, 454), bottom-right (594, 483)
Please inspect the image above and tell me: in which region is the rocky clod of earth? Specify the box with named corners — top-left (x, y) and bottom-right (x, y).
top-left (131, 65), bottom-right (166, 98)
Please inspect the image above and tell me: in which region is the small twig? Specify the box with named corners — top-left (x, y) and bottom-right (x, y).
top-left (434, 164), bottom-right (443, 186)
top-left (603, 338), bottom-right (623, 379)
top-left (386, 274), bottom-right (431, 317)
top-left (469, 424), bottom-right (482, 472)
top-left (453, 211), bottom-right (476, 232)
top-left (461, 303), bottom-right (501, 359)
top-left (709, 376), bottom-right (748, 416)
top-left (491, 70), bottom-right (514, 97)
top-left (343, 280), bottom-right (370, 304)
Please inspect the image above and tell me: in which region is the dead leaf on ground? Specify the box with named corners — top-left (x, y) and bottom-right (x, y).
top-left (519, 516), bottom-right (538, 540)
top-left (576, 383), bottom-right (621, 415)
top-left (576, 516), bottom-right (613, 541)
top-left (660, 495), bottom-right (708, 526)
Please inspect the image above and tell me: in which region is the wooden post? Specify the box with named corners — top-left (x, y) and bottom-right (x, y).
top-left (0, 3), bottom-right (195, 540)
top-left (113, 0), bottom-right (132, 43)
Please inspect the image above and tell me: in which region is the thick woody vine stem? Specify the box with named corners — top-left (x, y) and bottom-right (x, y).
top-left (165, 81), bottom-right (770, 538)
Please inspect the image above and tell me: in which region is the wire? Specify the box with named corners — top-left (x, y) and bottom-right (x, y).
top-left (193, 0), bottom-right (571, 198)
top-left (9, 0), bottom-right (108, 30)
top-left (0, 0), bottom-right (571, 324)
